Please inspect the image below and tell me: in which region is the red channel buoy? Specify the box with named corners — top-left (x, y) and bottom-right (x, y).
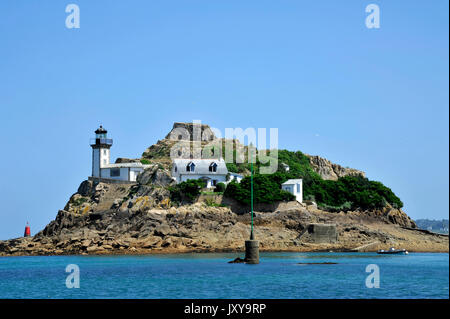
top-left (24, 222), bottom-right (31, 237)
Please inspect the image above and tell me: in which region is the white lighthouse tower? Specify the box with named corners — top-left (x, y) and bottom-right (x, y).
top-left (90, 125), bottom-right (113, 177)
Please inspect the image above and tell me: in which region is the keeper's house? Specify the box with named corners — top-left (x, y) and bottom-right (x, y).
top-left (172, 158), bottom-right (243, 188)
top-left (90, 126), bottom-right (150, 182)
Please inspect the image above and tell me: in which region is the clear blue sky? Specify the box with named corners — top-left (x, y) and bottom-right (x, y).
top-left (0, 1), bottom-right (448, 239)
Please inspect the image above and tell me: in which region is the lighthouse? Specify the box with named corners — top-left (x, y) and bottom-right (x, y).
top-left (88, 125), bottom-right (150, 182)
top-left (90, 125), bottom-right (113, 177)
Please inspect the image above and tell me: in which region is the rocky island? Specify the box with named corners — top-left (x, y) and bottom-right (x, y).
top-left (0, 123), bottom-right (447, 256)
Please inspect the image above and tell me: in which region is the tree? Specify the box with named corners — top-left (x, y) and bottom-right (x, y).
top-left (169, 179), bottom-right (205, 203)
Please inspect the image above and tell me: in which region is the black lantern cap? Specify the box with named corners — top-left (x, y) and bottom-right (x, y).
top-left (95, 125), bottom-right (107, 134)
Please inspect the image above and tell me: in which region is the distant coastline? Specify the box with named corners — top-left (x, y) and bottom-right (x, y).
top-left (415, 219), bottom-right (449, 235)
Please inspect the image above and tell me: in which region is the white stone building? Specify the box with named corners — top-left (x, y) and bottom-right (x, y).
top-left (90, 126), bottom-right (150, 182)
top-left (281, 179), bottom-right (303, 203)
top-left (172, 158), bottom-right (232, 188)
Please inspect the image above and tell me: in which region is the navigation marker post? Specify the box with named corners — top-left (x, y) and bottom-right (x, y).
top-left (245, 143), bottom-right (259, 264)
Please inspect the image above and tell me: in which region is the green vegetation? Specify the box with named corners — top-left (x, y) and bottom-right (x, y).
top-left (201, 191), bottom-right (217, 195)
top-left (312, 201), bottom-right (353, 213)
top-left (141, 135), bottom-right (402, 210)
top-left (214, 182), bottom-right (226, 193)
top-left (169, 179), bottom-right (205, 203)
top-left (224, 175), bottom-right (295, 205)
top-left (71, 197), bottom-right (88, 207)
top-left (223, 149), bottom-right (403, 210)
top-left (140, 159), bottom-right (151, 165)
top-left (204, 197), bottom-right (228, 207)
top-left (226, 162), bottom-right (248, 174)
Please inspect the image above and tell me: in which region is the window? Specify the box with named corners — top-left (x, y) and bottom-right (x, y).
top-left (212, 180), bottom-right (217, 186)
top-left (209, 162), bottom-right (218, 172)
top-left (103, 159), bottom-right (106, 165)
top-left (174, 166), bottom-right (177, 172)
top-left (186, 162), bottom-right (195, 172)
top-left (103, 150), bottom-right (107, 155)
top-left (178, 135), bottom-right (182, 140)
top-left (297, 183), bottom-right (300, 193)
top-left (110, 168), bottom-right (120, 177)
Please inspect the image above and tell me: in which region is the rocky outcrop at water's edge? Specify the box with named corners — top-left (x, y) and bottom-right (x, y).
top-left (0, 122), bottom-right (447, 256)
top-left (0, 179), bottom-right (447, 256)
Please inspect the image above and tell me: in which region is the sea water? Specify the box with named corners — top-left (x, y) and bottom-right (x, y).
top-left (0, 252), bottom-right (448, 299)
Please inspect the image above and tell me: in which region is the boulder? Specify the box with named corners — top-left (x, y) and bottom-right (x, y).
top-left (228, 257), bottom-right (245, 263)
top-left (77, 180), bottom-right (94, 197)
top-left (137, 166), bottom-right (174, 186)
top-left (86, 246), bottom-right (99, 252)
top-left (115, 158), bottom-right (139, 164)
top-left (154, 224), bottom-right (171, 237)
top-left (307, 155), bottom-right (365, 181)
top-left (81, 240), bottom-right (91, 248)
top-left (386, 208), bottom-right (417, 228)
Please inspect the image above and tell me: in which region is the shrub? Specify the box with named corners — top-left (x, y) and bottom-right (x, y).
top-left (204, 197), bottom-right (226, 207)
top-left (140, 159), bottom-right (151, 165)
top-left (225, 163), bottom-right (238, 173)
top-left (214, 182), bottom-right (226, 193)
top-left (318, 201), bottom-right (353, 212)
top-left (168, 179), bottom-right (205, 203)
top-left (71, 197), bottom-right (88, 206)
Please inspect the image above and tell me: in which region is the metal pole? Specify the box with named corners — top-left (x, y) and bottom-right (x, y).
top-left (250, 145), bottom-right (254, 240)
top-left (244, 143), bottom-right (259, 264)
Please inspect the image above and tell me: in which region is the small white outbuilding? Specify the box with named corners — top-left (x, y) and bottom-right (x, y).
top-left (281, 179), bottom-right (303, 203)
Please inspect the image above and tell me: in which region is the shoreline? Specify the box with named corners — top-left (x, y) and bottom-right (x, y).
top-left (1, 204), bottom-right (448, 258)
top-left (1, 246), bottom-right (449, 257)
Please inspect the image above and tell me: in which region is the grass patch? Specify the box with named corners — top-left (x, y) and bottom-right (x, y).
top-left (71, 197), bottom-right (88, 206)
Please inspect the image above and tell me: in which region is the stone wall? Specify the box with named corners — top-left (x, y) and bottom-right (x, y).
top-left (307, 223), bottom-right (338, 243)
top-left (88, 176), bottom-right (136, 185)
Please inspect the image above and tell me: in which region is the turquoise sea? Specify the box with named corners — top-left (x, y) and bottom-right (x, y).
top-left (0, 252), bottom-right (448, 299)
